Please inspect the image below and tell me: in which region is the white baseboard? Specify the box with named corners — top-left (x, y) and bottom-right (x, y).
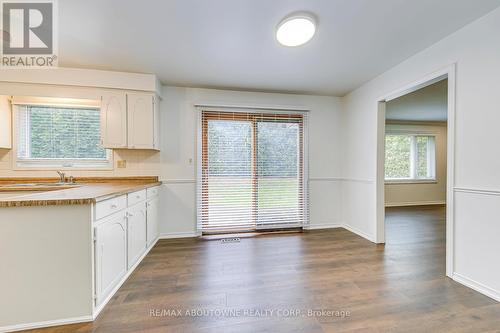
top-left (0, 316), bottom-right (92, 333)
top-left (304, 222), bottom-right (342, 230)
top-left (452, 273), bottom-right (500, 302)
top-left (385, 200), bottom-right (446, 207)
top-left (159, 231), bottom-right (199, 239)
top-left (341, 223), bottom-right (376, 243)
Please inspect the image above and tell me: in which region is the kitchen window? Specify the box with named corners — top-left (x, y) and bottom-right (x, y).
top-left (385, 134), bottom-right (436, 182)
top-left (14, 100), bottom-right (112, 169)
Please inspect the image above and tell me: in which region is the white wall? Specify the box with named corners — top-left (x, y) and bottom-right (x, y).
top-left (159, 86), bottom-right (344, 236)
top-left (342, 7), bottom-right (500, 301)
top-left (0, 82), bottom-right (161, 178)
top-left (385, 123), bottom-right (447, 207)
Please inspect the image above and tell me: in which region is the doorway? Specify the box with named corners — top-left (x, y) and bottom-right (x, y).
top-left (384, 78), bottom-right (448, 274)
top-left (376, 65), bottom-right (456, 277)
top-left (197, 110), bottom-right (308, 234)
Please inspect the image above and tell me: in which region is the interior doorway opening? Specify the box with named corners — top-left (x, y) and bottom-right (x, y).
top-left (383, 78), bottom-right (448, 274)
top-left (376, 65), bottom-right (456, 277)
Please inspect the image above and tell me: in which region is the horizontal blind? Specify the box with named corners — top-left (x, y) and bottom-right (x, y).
top-left (198, 111), bottom-right (307, 233)
top-left (17, 105), bottom-right (106, 160)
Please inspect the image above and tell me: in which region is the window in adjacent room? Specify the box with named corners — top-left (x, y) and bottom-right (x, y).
top-left (14, 101), bottom-right (111, 169)
top-left (385, 134), bottom-right (436, 181)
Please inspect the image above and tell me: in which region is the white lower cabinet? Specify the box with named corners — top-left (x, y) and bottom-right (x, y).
top-left (94, 211), bottom-right (127, 306)
top-left (93, 186), bottom-right (160, 309)
top-left (146, 197), bottom-right (159, 246)
top-left (127, 203), bottom-right (147, 268)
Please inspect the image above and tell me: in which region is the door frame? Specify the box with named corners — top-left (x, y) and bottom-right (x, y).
top-left (195, 106), bottom-right (310, 234)
top-left (375, 64), bottom-right (456, 277)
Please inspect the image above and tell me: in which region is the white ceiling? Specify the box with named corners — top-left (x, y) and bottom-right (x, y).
top-left (58, 0), bottom-right (500, 96)
top-left (386, 79), bottom-right (448, 122)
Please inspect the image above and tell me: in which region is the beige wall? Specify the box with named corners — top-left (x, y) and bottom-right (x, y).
top-left (0, 149), bottom-right (161, 178)
top-left (384, 123), bottom-right (447, 206)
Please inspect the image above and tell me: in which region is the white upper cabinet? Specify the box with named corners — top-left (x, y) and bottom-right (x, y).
top-left (127, 93), bottom-right (154, 149)
top-left (153, 95), bottom-right (160, 150)
top-left (0, 95), bottom-right (12, 149)
top-left (101, 91), bottom-right (159, 150)
top-left (101, 92), bottom-right (127, 148)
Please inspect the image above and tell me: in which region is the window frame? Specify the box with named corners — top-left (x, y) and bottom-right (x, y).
top-left (384, 132), bottom-right (437, 184)
top-left (12, 103), bottom-right (113, 171)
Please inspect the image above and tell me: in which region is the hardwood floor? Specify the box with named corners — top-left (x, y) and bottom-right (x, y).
top-left (26, 206), bottom-right (500, 332)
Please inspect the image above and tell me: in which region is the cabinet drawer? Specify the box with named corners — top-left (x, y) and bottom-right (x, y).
top-left (128, 189), bottom-right (147, 206)
top-left (147, 186), bottom-right (160, 198)
top-left (95, 195), bottom-right (127, 220)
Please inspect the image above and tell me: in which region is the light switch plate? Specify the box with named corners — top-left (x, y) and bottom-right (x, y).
top-left (117, 160), bottom-right (127, 168)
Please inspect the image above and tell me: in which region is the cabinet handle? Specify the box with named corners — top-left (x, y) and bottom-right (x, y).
top-left (128, 212), bottom-right (134, 217)
top-left (136, 195), bottom-right (140, 199)
top-left (111, 204), bottom-right (117, 209)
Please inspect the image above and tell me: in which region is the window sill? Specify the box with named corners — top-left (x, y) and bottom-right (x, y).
top-left (385, 179), bottom-right (438, 185)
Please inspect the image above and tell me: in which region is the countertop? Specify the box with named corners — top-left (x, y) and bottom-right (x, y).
top-left (0, 177), bottom-right (161, 207)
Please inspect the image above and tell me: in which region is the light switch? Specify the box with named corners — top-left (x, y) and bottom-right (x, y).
top-left (117, 160), bottom-right (127, 168)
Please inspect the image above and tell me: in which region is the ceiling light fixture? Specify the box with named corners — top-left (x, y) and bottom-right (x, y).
top-left (276, 13), bottom-right (316, 47)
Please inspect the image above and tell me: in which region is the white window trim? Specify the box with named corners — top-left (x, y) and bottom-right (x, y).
top-left (12, 103), bottom-right (113, 171)
top-left (384, 133), bottom-right (436, 183)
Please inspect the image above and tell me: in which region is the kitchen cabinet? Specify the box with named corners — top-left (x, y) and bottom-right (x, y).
top-left (126, 203), bottom-right (147, 269)
top-left (93, 186), bottom-right (159, 310)
top-left (127, 93), bottom-right (158, 149)
top-left (0, 95), bottom-right (11, 149)
top-left (100, 92), bottom-right (159, 150)
top-left (94, 211), bottom-right (128, 306)
top-left (100, 92), bottom-right (128, 148)
top-left (147, 197), bottom-right (159, 246)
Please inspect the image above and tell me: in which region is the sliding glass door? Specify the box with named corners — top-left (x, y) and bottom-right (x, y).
top-left (198, 111), bottom-right (307, 234)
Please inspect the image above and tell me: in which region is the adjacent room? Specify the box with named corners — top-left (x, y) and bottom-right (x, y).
top-left (1, 1), bottom-right (500, 332)
top-left (384, 79), bottom-right (449, 284)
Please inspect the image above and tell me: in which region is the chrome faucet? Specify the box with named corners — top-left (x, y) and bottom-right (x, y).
top-left (56, 171), bottom-right (66, 183)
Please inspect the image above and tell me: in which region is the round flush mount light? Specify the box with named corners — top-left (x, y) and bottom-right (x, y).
top-left (276, 13), bottom-right (316, 47)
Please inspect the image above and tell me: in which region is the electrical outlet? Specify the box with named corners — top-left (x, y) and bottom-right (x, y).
top-left (117, 160), bottom-right (127, 168)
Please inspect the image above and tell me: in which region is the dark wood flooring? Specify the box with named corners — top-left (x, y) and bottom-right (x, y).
top-left (25, 206), bottom-right (500, 332)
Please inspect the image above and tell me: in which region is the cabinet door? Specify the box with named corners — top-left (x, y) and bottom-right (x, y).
top-left (127, 203), bottom-right (147, 268)
top-left (95, 212), bottom-right (127, 306)
top-left (153, 95), bottom-right (160, 150)
top-left (101, 92), bottom-right (127, 148)
top-left (146, 197), bottom-right (159, 246)
top-left (127, 93), bottom-right (154, 149)
top-left (0, 96), bottom-right (11, 149)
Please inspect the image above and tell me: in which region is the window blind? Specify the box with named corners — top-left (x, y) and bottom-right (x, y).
top-left (17, 105), bottom-right (107, 164)
top-left (197, 111), bottom-right (308, 234)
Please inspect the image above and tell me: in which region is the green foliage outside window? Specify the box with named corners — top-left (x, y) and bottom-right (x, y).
top-left (385, 135), bottom-right (411, 179)
top-left (22, 106), bottom-right (106, 160)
